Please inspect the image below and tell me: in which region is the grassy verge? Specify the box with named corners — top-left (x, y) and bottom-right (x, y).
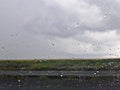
top-left (0, 58), bottom-right (120, 71)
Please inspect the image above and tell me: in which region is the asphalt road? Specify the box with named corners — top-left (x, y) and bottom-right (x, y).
top-left (0, 77), bottom-right (120, 90)
top-left (0, 71), bottom-right (120, 90)
top-left (1, 70), bottom-right (120, 77)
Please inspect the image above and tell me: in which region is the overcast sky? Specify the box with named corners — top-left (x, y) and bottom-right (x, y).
top-left (0, 0), bottom-right (120, 59)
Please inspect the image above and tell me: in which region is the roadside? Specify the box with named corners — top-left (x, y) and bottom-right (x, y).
top-left (0, 58), bottom-right (120, 71)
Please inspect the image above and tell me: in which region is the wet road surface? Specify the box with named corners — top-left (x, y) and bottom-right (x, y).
top-left (1, 71), bottom-right (120, 90)
top-left (0, 77), bottom-right (120, 90)
top-left (1, 70), bottom-right (120, 77)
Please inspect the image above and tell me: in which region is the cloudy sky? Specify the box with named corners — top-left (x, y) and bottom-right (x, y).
top-left (0, 0), bottom-right (120, 59)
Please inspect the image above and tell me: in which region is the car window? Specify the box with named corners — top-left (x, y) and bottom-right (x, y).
top-left (0, 1), bottom-right (120, 90)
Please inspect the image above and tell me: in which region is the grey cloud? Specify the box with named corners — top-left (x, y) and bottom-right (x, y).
top-left (0, 0), bottom-right (120, 59)
top-left (24, 7), bottom-right (81, 38)
top-left (24, 0), bottom-right (104, 38)
top-left (24, 0), bottom-right (120, 40)
top-left (85, 0), bottom-right (120, 30)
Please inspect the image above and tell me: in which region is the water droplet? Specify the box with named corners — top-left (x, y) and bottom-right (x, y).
top-left (96, 71), bottom-right (99, 73)
top-left (60, 74), bottom-right (63, 77)
top-left (104, 14), bottom-right (107, 18)
top-left (103, 12), bottom-right (110, 18)
top-left (52, 43), bottom-right (55, 46)
top-left (72, 58), bottom-right (75, 60)
top-left (21, 67), bottom-right (25, 70)
top-left (60, 73), bottom-right (63, 77)
top-left (98, 84), bottom-right (102, 88)
top-left (109, 54), bottom-right (112, 55)
top-left (46, 85), bottom-right (49, 88)
top-left (18, 79), bottom-right (21, 82)
top-left (10, 34), bottom-right (14, 37)
top-left (1, 46), bottom-right (5, 50)
top-left (116, 79), bottom-right (119, 82)
top-left (29, 71), bottom-right (32, 74)
top-left (108, 11), bottom-right (112, 14)
top-left (94, 73), bottom-right (97, 75)
top-left (67, 26), bottom-right (71, 30)
top-left (76, 84), bottom-right (79, 87)
top-left (73, 23), bottom-right (79, 28)
top-left (8, 84), bottom-right (11, 87)
top-left (43, 59), bottom-right (47, 62)
top-left (18, 84), bottom-right (21, 87)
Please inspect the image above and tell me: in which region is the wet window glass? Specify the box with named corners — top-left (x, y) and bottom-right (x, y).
top-left (0, 0), bottom-right (120, 90)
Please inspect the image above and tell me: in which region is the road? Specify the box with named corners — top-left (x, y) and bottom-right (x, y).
top-left (0, 71), bottom-right (120, 90)
top-left (1, 70), bottom-right (120, 77)
top-left (0, 77), bottom-right (120, 90)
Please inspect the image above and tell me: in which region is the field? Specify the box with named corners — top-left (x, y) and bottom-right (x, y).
top-left (0, 58), bottom-right (120, 71)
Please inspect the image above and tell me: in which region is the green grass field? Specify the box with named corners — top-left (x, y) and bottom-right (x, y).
top-left (0, 58), bottom-right (120, 71)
